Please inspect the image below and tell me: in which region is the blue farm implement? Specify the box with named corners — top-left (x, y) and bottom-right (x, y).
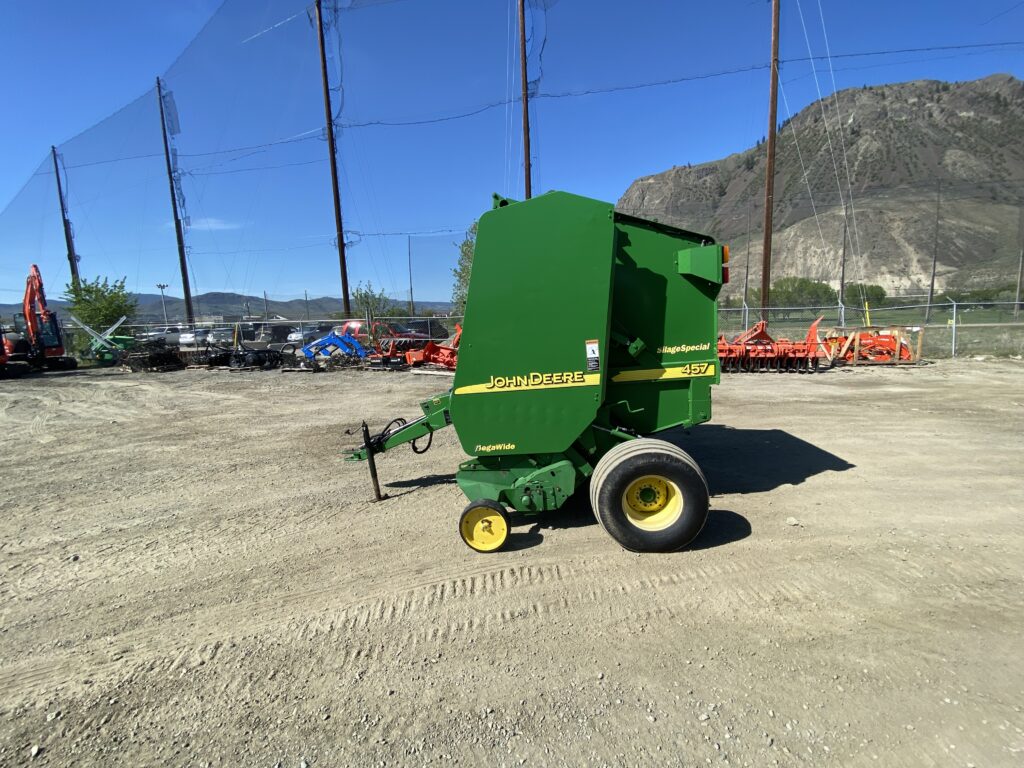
top-left (284, 331), bottom-right (367, 370)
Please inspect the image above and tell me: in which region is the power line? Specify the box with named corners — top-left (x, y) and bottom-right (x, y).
top-left (980, 1), bottom-right (1024, 26)
top-left (188, 158), bottom-right (326, 176)
top-left (782, 47), bottom-right (1024, 85)
top-left (816, 0), bottom-right (865, 298)
top-left (44, 41), bottom-right (1024, 170)
top-left (778, 81), bottom-right (830, 277)
top-left (785, 40), bottom-right (1024, 62)
top-left (61, 133), bottom-right (324, 170)
top-left (348, 227), bottom-right (464, 237)
top-left (794, 0), bottom-right (851, 289)
top-left (189, 227), bottom-right (464, 256)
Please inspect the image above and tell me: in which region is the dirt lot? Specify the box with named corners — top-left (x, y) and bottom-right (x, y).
top-left (1, 360), bottom-right (1022, 767)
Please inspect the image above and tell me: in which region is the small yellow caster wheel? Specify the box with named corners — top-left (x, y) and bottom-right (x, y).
top-left (459, 499), bottom-right (510, 553)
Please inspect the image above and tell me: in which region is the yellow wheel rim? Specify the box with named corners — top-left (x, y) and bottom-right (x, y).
top-left (460, 507), bottom-right (509, 552)
top-left (621, 475), bottom-right (684, 532)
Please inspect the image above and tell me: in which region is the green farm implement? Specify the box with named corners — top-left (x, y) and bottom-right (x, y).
top-left (348, 191), bottom-right (728, 553)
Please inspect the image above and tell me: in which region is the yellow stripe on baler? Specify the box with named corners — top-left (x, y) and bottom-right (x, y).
top-left (454, 372), bottom-right (601, 395)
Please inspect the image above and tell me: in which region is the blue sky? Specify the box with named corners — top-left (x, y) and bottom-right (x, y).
top-left (1, 0), bottom-right (1022, 306)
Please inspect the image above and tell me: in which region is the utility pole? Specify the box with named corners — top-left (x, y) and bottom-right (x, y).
top-left (305, 290), bottom-right (311, 321)
top-left (263, 291), bottom-right (270, 320)
top-left (51, 146), bottom-right (80, 291)
top-left (1015, 208), bottom-right (1023, 321)
top-left (314, 0), bottom-right (352, 316)
top-left (925, 179), bottom-right (941, 323)
top-left (839, 205), bottom-right (848, 305)
top-left (838, 205), bottom-right (849, 327)
top-left (743, 202), bottom-right (752, 307)
top-left (156, 77), bottom-right (195, 327)
top-left (156, 283), bottom-right (169, 325)
top-left (407, 236), bottom-right (416, 316)
top-left (760, 0), bottom-right (781, 322)
top-left (518, 0), bottom-right (532, 199)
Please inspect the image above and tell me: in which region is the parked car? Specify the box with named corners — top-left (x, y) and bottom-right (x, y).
top-left (137, 326), bottom-right (183, 345)
top-left (237, 324), bottom-right (258, 342)
top-left (207, 327), bottom-right (236, 345)
top-left (178, 328), bottom-right (211, 347)
top-left (286, 324), bottom-right (335, 344)
top-left (406, 319), bottom-right (449, 339)
top-left (255, 324), bottom-right (294, 344)
top-left (334, 320), bottom-right (429, 351)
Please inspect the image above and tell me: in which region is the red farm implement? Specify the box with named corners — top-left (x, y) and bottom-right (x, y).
top-left (822, 326), bottom-right (919, 365)
top-left (404, 324), bottom-right (461, 370)
top-left (717, 316), bottom-right (923, 372)
top-left (718, 317), bottom-right (824, 372)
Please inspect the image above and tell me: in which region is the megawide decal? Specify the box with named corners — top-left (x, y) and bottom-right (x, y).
top-left (475, 442), bottom-right (516, 453)
top-left (611, 362), bottom-right (717, 383)
top-left (657, 342), bottom-right (712, 354)
top-left (454, 370), bottom-right (600, 395)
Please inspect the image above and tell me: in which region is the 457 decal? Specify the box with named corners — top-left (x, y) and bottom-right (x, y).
top-left (610, 362), bottom-right (717, 383)
top-left (675, 362), bottom-right (714, 376)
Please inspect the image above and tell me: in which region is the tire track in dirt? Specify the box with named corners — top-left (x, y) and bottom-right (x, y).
top-left (0, 557), bottom-right (719, 701)
top-left (9, 547), bottom-right (1020, 711)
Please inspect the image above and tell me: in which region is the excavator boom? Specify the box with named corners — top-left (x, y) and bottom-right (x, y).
top-left (13, 264), bottom-right (77, 370)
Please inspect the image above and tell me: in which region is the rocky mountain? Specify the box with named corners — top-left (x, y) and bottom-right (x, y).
top-left (0, 291), bottom-right (453, 324)
top-left (618, 74), bottom-right (1024, 297)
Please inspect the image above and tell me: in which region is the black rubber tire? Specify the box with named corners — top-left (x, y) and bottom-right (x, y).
top-left (590, 439), bottom-right (709, 553)
top-left (458, 499), bottom-right (510, 553)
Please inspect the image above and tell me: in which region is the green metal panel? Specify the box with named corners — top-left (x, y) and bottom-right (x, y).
top-left (456, 455), bottom-right (578, 513)
top-left (603, 214), bottom-right (723, 435)
top-left (677, 244), bottom-right (723, 284)
top-left (450, 191), bottom-right (616, 456)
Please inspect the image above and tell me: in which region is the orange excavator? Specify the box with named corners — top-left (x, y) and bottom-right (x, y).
top-left (0, 324), bottom-right (8, 374)
top-left (2, 265), bottom-right (77, 371)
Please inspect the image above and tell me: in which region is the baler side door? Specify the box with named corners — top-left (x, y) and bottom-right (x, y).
top-left (450, 191), bottom-right (616, 457)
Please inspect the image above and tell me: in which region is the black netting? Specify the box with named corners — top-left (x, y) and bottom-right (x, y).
top-left (2, 0), bottom-right (1021, 320)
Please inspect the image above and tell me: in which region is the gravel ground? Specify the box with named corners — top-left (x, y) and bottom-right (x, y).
top-left (1, 360), bottom-right (1022, 767)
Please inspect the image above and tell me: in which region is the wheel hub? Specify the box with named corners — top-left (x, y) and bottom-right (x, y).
top-left (621, 474), bottom-right (685, 532)
top-left (459, 506), bottom-right (509, 552)
top-left (625, 477), bottom-right (669, 513)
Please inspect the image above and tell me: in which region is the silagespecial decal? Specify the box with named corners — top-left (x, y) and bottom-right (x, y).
top-left (475, 442), bottom-right (517, 452)
top-left (657, 342), bottom-right (712, 354)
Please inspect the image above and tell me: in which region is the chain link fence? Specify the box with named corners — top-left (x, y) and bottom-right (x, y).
top-left (104, 315), bottom-right (462, 345)
top-left (720, 301), bottom-right (1024, 358)
top-left (50, 300), bottom-right (1023, 361)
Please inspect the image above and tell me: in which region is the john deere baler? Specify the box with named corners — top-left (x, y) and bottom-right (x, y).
top-left (348, 190), bottom-right (728, 553)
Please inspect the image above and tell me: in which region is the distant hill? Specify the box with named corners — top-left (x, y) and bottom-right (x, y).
top-left (0, 291), bottom-right (453, 324)
top-left (618, 74), bottom-right (1024, 296)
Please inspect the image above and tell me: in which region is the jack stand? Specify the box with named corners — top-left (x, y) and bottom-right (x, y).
top-left (362, 421), bottom-right (388, 502)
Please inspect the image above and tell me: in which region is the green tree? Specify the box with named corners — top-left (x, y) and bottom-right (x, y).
top-left (771, 276), bottom-right (837, 307)
top-left (450, 222), bottom-right (477, 314)
top-left (844, 283), bottom-right (886, 307)
top-left (350, 281), bottom-right (402, 318)
top-left (62, 276), bottom-right (137, 330)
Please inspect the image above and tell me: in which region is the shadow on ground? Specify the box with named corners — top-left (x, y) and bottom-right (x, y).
top-left (385, 473), bottom-right (456, 490)
top-left (504, 492), bottom-right (751, 552)
top-left (661, 424), bottom-right (855, 495)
